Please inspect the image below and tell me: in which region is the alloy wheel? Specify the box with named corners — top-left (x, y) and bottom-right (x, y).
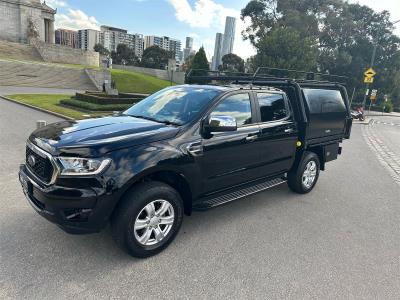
top-left (133, 200), bottom-right (175, 246)
top-left (302, 160), bottom-right (317, 189)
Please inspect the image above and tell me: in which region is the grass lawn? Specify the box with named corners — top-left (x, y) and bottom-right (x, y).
top-left (111, 69), bottom-right (174, 94)
top-left (5, 94), bottom-right (106, 119)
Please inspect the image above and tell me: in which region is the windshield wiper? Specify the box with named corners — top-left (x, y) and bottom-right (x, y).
top-left (125, 114), bottom-right (181, 126)
top-left (157, 119), bottom-right (181, 126)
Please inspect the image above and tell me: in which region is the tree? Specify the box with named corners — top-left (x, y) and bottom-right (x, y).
top-left (93, 43), bottom-right (110, 56)
top-left (140, 46), bottom-right (173, 69)
top-left (190, 46), bottom-right (209, 70)
top-left (221, 53), bottom-right (245, 72)
top-left (251, 27), bottom-right (318, 71)
top-left (111, 44), bottom-right (139, 66)
top-left (185, 46), bottom-right (209, 84)
top-left (181, 51), bottom-right (197, 72)
top-left (241, 0), bottom-right (400, 108)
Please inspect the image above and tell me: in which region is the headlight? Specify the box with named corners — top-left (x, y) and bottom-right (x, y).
top-left (57, 157), bottom-right (111, 176)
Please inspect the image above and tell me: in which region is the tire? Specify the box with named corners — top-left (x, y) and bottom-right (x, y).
top-left (111, 181), bottom-right (184, 258)
top-left (287, 151), bottom-right (320, 194)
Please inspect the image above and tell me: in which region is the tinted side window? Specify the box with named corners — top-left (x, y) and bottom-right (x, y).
top-left (303, 89), bottom-right (346, 114)
top-left (211, 93), bottom-right (252, 126)
top-left (257, 93), bottom-right (288, 122)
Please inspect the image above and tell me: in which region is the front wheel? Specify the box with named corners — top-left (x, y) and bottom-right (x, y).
top-left (111, 181), bottom-right (184, 258)
top-left (287, 151), bottom-right (320, 194)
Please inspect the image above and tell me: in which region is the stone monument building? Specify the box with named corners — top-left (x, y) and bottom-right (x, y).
top-left (0, 0), bottom-right (56, 43)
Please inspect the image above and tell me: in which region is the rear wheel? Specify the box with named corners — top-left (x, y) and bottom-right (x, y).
top-left (288, 151), bottom-right (320, 194)
top-left (111, 181), bottom-right (183, 258)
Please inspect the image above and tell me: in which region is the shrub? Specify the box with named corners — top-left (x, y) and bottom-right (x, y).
top-left (74, 93), bottom-right (144, 105)
top-left (380, 100), bottom-right (393, 113)
top-left (60, 99), bottom-right (134, 111)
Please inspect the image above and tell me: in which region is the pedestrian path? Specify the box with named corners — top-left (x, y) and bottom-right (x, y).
top-left (362, 121), bottom-right (400, 186)
top-left (371, 120), bottom-right (400, 127)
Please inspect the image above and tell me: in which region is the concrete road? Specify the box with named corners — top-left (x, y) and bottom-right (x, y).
top-left (1, 98), bottom-right (400, 299)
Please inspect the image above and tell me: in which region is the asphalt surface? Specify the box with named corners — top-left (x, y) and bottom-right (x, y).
top-left (1, 98), bottom-right (400, 299)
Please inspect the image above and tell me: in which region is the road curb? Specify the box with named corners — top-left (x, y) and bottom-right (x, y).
top-left (366, 113), bottom-right (400, 118)
top-left (352, 119), bottom-right (371, 125)
top-left (0, 95), bottom-right (72, 120)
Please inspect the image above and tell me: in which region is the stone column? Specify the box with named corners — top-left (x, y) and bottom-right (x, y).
top-left (49, 20), bottom-right (55, 44)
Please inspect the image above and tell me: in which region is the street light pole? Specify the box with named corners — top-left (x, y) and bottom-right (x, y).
top-left (362, 19), bottom-right (400, 110)
top-left (361, 44), bottom-right (377, 110)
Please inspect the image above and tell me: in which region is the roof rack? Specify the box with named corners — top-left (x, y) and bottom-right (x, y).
top-left (185, 67), bottom-right (348, 85)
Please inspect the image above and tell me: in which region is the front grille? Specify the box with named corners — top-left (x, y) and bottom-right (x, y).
top-left (26, 145), bottom-right (54, 183)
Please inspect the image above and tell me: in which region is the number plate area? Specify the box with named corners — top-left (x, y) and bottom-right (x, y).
top-left (19, 172), bottom-right (33, 196)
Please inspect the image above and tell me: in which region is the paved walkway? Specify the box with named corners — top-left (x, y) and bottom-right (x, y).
top-left (0, 86), bottom-right (82, 96)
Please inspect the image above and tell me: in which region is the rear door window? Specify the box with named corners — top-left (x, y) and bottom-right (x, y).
top-left (256, 93), bottom-right (289, 122)
top-left (303, 89), bottom-right (346, 114)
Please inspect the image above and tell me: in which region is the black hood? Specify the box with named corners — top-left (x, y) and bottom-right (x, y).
top-left (30, 115), bottom-right (180, 157)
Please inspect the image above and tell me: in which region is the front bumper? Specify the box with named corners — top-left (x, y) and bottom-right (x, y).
top-left (19, 164), bottom-right (113, 234)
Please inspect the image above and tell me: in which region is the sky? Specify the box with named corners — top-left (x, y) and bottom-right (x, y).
top-left (45, 0), bottom-right (400, 60)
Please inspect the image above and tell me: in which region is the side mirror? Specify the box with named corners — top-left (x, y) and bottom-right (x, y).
top-left (204, 115), bottom-right (237, 133)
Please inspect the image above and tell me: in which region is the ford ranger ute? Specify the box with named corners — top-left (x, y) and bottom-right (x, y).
top-left (19, 68), bottom-right (353, 258)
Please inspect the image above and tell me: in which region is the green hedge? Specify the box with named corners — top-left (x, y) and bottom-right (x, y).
top-left (75, 93), bottom-right (144, 105)
top-left (60, 99), bottom-right (133, 111)
top-left (119, 92), bottom-right (150, 99)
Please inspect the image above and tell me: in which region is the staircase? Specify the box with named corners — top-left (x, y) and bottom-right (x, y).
top-left (0, 59), bottom-right (98, 90)
top-left (0, 40), bottom-right (43, 62)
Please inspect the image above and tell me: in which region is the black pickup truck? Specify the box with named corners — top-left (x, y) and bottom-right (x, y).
top-left (19, 69), bottom-right (352, 258)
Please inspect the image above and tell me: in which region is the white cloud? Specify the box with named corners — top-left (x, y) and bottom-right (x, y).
top-left (188, 33), bottom-right (200, 39)
top-left (168, 0), bottom-right (236, 28)
top-left (55, 9), bottom-right (100, 30)
top-left (168, 0), bottom-right (255, 59)
top-left (44, 0), bottom-right (68, 8)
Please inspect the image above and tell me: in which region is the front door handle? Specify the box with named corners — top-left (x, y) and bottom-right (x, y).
top-left (186, 141), bottom-right (203, 157)
top-left (245, 135), bottom-right (258, 142)
top-left (284, 128), bottom-right (294, 133)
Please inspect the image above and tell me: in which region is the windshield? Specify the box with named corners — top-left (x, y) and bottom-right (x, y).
top-left (124, 86), bottom-right (222, 125)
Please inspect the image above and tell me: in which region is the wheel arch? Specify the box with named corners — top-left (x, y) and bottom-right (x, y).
top-left (117, 167), bottom-right (194, 216)
top-left (306, 146), bottom-right (325, 171)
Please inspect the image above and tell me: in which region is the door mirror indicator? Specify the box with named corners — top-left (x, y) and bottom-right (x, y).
top-left (205, 115), bottom-right (237, 133)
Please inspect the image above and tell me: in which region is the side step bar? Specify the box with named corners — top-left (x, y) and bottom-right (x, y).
top-left (193, 177), bottom-right (286, 211)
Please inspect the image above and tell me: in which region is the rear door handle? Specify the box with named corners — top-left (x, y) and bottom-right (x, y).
top-left (284, 128), bottom-right (294, 133)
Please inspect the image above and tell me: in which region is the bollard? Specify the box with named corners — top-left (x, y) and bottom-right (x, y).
top-left (36, 120), bottom-right (47, 129)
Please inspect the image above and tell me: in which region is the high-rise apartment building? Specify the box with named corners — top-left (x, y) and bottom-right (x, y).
top-left (100, 26), bottom-right (144, 57)
top-left (183, 36), bottom-right (196, 63)
top-left (221, 16), bottom-right (236, 57)
top-left (212, 16), bottom-right (236, 70)
top-left (55, 29), bottom-right (78, 48)
top-left (100, 26), bottom-right (127, 52)
top-left (185, 37), bottom-right (193, 49)
top-left (145, 35), bottom-right (182, 62)
top-left (78, 29), bottom-right (101, 51)
top-left (131, 33), bottom-right (145, 58)
top-left (211, 32), bottom-right (224, 70)
top-left (169, 38), bottom-right (182, 62)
